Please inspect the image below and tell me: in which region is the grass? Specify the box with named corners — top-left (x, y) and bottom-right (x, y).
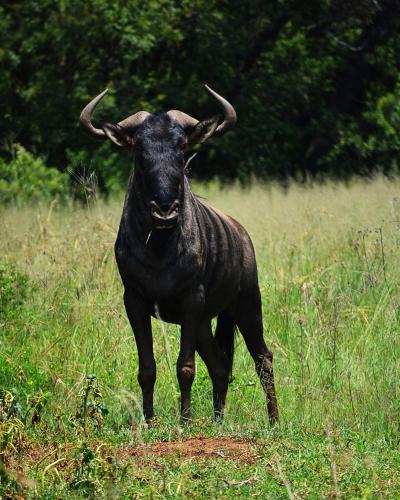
top-left (0, 176), bottom-right (399, 498)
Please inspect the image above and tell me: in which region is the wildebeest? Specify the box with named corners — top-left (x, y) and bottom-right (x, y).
top-left (80, 86), bottom-right (278, 424)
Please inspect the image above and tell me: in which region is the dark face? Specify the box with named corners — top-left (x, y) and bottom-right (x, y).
top-left (81, 88), bottom-right (236, 228)
top-left (134, 114), bottom-right (186, 229)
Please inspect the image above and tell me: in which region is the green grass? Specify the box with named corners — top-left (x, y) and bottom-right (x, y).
top-left (1, 177), bottom-right (399, 498)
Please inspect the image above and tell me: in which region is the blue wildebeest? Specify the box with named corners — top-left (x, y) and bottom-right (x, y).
top-left (80, 87), bottom-right (278, 424)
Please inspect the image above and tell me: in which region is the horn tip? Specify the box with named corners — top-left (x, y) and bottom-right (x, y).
top-left (204, 84), bottom-right (219, 99)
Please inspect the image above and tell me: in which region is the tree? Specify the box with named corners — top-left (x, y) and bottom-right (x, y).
top-left (1, 0), bottom-right (400, 188)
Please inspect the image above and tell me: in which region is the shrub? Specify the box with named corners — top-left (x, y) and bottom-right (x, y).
top-left (66, 145), bottom-right (131, 196)
top-left (0, 145), bottom-right (68, 205)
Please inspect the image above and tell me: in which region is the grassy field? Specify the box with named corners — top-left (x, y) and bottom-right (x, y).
top-left (1, 177), bottom-right (399, 498)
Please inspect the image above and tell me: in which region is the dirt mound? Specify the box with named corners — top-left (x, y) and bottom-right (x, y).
top-left (118, 436), bottom-right (255, 463)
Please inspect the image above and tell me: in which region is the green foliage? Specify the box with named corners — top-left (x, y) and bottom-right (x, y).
top-left (66, 145), bottom-right (130, 194)
top-left (1, 1), bottom-right (400, 185)
top-left (0, 146), bottom-right (68, 205)
top-left (341, 82), bottom-right (400, 172)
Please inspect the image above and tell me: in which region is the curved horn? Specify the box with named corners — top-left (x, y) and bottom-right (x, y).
top-left (118, 111), bottom-right (150, 129)
top-left (80, 89), bottom-right (150, 138)
top-left (167, 110), bottom-right (199, 129)
top-left (167, 85), bottom-right (236, 136)
top-left (80, 88), bottom-right (109, 137)
top-left (205, 85), bottom-right (236, 134)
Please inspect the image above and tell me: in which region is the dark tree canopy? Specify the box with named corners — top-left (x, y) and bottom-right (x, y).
top-left (1, 0), bottom-right (400, 189)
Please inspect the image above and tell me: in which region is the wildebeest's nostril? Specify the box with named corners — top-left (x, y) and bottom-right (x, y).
top-left (151, 200), bottom-right (179, 217)
top-left (159, 202), bottom-right (172, 213)
top-left (150, 200), bottom-right (179, 218)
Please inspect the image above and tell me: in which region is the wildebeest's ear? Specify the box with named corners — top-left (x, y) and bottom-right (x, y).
top-left (102, 123), bottom-right (136, 147)
top-left (187, 115), bottom-right (220, 146)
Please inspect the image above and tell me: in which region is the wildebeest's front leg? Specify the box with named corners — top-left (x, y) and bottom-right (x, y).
top-left (124, 289), bottom-right (156, 423)
top-left (197, 320), bottom-right (230, 420)
top-left (177, 287), bottom-right (204, 423)
top-left (177, 327), bottom-right (196, 423)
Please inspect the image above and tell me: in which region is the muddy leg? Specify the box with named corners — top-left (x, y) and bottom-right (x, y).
top-left (177, 289), bottom-right (206, 423)
top-left (176, 334), bottom-right (196, 424)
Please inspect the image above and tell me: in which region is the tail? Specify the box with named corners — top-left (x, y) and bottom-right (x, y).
top-left (215, 311), bottom-right (236, 380)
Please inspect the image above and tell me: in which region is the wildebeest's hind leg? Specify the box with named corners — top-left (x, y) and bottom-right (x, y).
top-left (196, 320), bottom-right (230, 420)
top-left (124, 290), bottom-right (156, 423)
top-left (234, 287), bottom-right (279, 424)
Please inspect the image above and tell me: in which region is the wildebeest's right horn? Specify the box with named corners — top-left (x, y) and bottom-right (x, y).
top-left (117, 111), bottom-right (151, 129)
top-left (80, 89), bottom-right (150, 139)
top-left (166, 110), bottom-right (199, 129)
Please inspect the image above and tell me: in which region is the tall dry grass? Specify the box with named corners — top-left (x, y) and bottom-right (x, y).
top-left (1, 176), bottom-right (399, 438)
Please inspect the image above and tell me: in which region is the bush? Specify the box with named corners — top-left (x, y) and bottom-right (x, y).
top-left (0, 145), bottom-right (68, 205)
top-left (66, 145), bottom-right (131, 196)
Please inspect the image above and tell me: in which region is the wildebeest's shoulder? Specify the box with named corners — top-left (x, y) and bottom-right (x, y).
top-left (196, 200), bottom-right (256, 268)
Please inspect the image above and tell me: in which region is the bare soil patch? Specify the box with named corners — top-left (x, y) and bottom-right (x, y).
top-left (4, 436), bottom-right (255, 478)
top-left (117, 436), bottom-right (256, 463)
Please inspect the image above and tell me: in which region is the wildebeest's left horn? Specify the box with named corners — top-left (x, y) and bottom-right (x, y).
top-left (80, 89), bottom-right (150, 139)
top-left (205, 85), bottom-right (237, 135)
top-left (167, 85), bottom-right (236, 137)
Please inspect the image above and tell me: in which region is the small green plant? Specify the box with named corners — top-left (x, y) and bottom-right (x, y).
top-left (74, 375), bottom-right (108, 435)
top-left (0, 388), bottom-right (48, 428)
top-left (0, 391), bottom-right (26, 467)
top-left (69, 441), bottom-right (98, 492)
top-left (0, 389), bottom-right (23, 422)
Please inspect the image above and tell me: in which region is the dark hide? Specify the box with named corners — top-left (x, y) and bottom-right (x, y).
top-left (114, 113), bottom-right (279, 424)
